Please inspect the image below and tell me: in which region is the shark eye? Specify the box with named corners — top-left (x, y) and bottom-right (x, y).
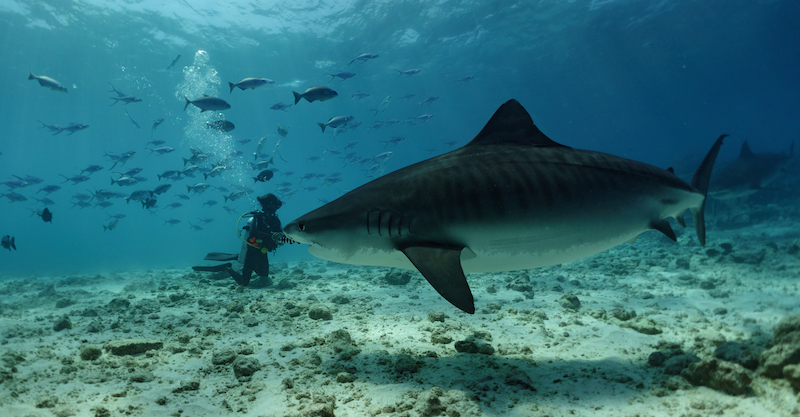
top-left (298, 223), bottom-right (306, 232)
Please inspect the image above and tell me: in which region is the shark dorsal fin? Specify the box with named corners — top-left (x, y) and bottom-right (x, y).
top-left (465, 99), bottom-right (569, 148)
top-left (739, 141), bottom-right (755, 159)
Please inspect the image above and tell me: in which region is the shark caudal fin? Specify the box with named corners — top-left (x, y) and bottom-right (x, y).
top-left (690, 134), bottom-right (727, 246)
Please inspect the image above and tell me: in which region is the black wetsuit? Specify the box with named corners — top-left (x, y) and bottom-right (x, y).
top-left (237, 211), bottom-right (282, 285)
top-left (194, 210), bottom-right (283, 286)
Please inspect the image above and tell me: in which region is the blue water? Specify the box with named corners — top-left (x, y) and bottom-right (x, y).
top-left (0, 0), bottom-right (797, 275)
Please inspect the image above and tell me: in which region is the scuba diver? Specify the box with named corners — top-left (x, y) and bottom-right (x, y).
top-left (193, 193), bottom-right (290, 285)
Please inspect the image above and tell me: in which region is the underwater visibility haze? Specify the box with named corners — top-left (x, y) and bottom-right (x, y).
top-left (1, 1), bottom-right (800, 416)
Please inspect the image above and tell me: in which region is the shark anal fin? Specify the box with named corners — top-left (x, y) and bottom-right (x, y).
top-left (401, 245), bottom-right (475, 314)
top-left (651, 219), bottom-right (677, 242)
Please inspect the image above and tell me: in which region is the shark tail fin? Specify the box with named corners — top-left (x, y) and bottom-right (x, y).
top-left (689, 134), bottom-right (727, 246)
top-left (292, 91), bottom-right (302, 105)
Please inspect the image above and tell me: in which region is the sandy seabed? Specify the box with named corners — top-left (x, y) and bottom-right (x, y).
top-left (2, 219), bottom-right (800, 417)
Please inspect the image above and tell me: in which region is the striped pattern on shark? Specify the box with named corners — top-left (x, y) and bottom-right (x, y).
top-left (284, 99), bottom-right (726, 313)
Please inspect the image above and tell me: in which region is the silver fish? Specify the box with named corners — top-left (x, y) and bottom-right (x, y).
top-left (184, 95), bottom-right (231, 112)
top-left (28, 72), bottom-right (67, 93)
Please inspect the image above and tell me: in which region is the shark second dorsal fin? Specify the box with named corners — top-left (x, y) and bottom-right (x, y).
top-left (401, 245), bottom-right (475, 314)
top-left (465, 99), bottom-right (569, 148)
top-left (739, 141), bottom-right (755, 159)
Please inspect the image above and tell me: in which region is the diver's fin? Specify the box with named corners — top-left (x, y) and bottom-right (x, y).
top-left (192, 262), bottom-right (232, 272)
top-left (203, 252), bottom-right (239, 261)
top-left (401, 245), bottom-right (475, 314)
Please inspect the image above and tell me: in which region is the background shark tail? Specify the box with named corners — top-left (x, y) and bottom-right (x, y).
top-left (690, 134), bottom-right (727, 246)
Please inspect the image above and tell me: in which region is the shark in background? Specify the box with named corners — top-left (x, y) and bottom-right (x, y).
top-left (283, 100), bottom-right (726, 314)
top-left (709, 140), bottom-right (794, 200)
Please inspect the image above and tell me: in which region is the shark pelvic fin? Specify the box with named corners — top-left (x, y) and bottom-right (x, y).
top-left (651, 219), bottom-right (677, 242)
top-left (401, 245), bottom-right (475, 314)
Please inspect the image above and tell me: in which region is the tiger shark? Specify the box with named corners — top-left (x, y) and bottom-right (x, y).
top-left (283, 100), bottom-right (726, 314)
top-left (708, 140), bottom-right (793, 200)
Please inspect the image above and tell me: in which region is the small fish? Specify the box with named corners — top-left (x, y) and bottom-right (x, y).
top-left (142, 196), bottom-right (157, 209)
top-left (166, 54), bottom-right (181, 71)
top-left (255, 137), bottom-right (268, 161)
top-left (203, 166), bottom-right (226, 180)
top-left (370, 96), bottom-right (392, 116)
top-left (197, 217), bottom-right (215, 224)
top-left (39, 207), bottom-right (53, 223)
top-left (125, 190), bottom-right (152, 203)
top-left (188, 222), bottom-right (204, 231)
top-left (236, 138), bottom-right (252, 145)
top-left (164, 219), bottom-right (181, 226)
top-left (292, 86), bottom-right (338, 105)
top-left (379, 136), bottom-right (406, 149)
top-left (151, 118), bottom-right (165, 137)
top-left (106, 151), bottom-right (136, 169)
top-left (396, 68), bottom-right (421, 77)
top-left (228, 77), bottom-right (274, 93)
top-left (348, 53), bottom-right (379, 65)
top-left (32, 197), bottom-right (55, 205)
top-left (81, 165), bottom-right (105, 175)
top-left (455, 75), bottom-right (475, 85)
top-left (72, 193), bottom-right (92, 202)
top-left (207, 120), bottom-right (235, 132)
top-left (270, 102), bottom-right (292, 112)
top-left (111, 176), bottom-right (138, 187)
top-left (420, 96), bottom-right (439, 106)
top-left (203, 200), bottom-right (218, 207)
top-left (119, 167), bottom-right (143, 177)
top-left (28, 72), bottom-right (67, 93)
top-left (124, 109), bottom-right (140, 129)
top-left (158, 170), bottom-right (181, 181)
top-left (350, 91), bottom-right (370, 100)
top-left (186, 183), bottom-right (211, 194)
top-left (38, 185), bottom-right (61, 195)
top-left (147, 146), bottom-right (175, 156)
top-left (63, 123), bottom-right (89, 135)
top-left (4, 192), bottom-right (27, 202)
top-left (147, 140), bottom-right (166, 147)
top-left (181, 165), bottom-right (199, 177)
top-left (224, 190), bottom-right (247, 202)
top-left (37, 121), bottom-right (65, 134)
top-left (152, 184), bottom-right (172, 195)
top-left (253, 170), bottom-right (274, 183)
top-left (108, 83), bottom-right (142, 105)
top-left (398, 94), bottom-right (417, 101)
top-left (317, 116), bottom-right (354, 135)
top-left (60, 174), bottom-right (90, 184)
top-left (103, 219), bottom-right (119, 232)
top-left (2, 235), bottom-right (15, 251)
top-left (95, 201), bottom-right (114, 208)
top-left (184, 95), bottom-right (231, 112)
top-left (167, 202), bottom-right (183, 209)
top-left (277, 124), bottom-right (289, 138)
top-left (325, 71), bottom-right (355, 82)
top-left (2, 179), bottom-right (28, 189)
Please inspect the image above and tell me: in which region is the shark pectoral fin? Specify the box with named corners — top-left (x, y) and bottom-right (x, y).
top-left (651, 219), bottom-right (677, 242)
top-left (401, 245), bottom-right (475, 314)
